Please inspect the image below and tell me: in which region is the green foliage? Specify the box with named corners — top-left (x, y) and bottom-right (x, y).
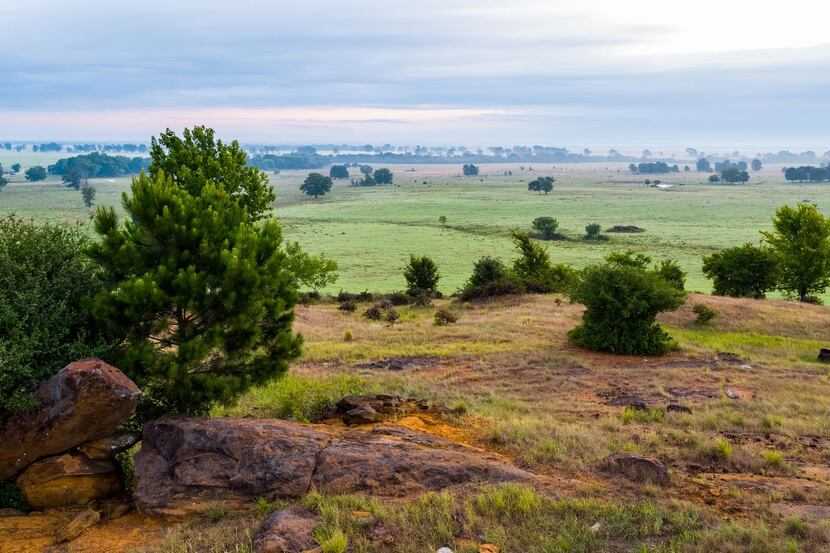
top-left (284, 242), bottom-right (339, 293)
top-left (462, 163), bottom-right (479, 176)
top-left (654, 259), bottom-right (687, 290)
top-left (49, 152), bottom-right (149, 179)
top-left (403, 255), bottom-right (440, 295)
top-left (0, 481), bottom-right (29, 511)
top-left (692, 303), bottom-right (717, 325)
top-left (568, 259), bottom-right (686, 355)
top-left (0, 216), bottom-right (110, 411)
top-left (373, 168), bottom-right (393, 185)
top-left (88, 167), bottom-right (302, 416)
top-left (301, 172), bottom-right (333, 198)
top-left (584, 223), bottom-right (604, 240)
top-left (62, 168), bottom-right (83, 190)
top-left (438, 215), bottom-right (447, 226)
top-left (329, 165), bottom-right (349, 179)
top-left (0, 173), bottom-right (6, 191)
top-left (606, 250), bottom-right (651, 269)
top-left (460, 256), bottom-right (521, 300)
top-left (10, 163), bottom-right (21, 173)
top-left (204, 502), bottom-right (230, 522)
top-left (527, 176), bottom-right (554, 194)
top-left (531, 216), bottom-right (559, 239)
top-left (149, 126), bottom-right (275, 221)
top-left (434, 307), bottom-right (459, 326)
top-left (762, 203), bottom-right (830, 302)
top-left (24, 165), bottom-right (47, 182)
top-left (81, 186), bottom-right (97, 208)
top-left (702, 243), bottom-right (779, 298)
top-left (510, 230), bottom-right (576, 293)
top-left (720, 167), bottom-right (750, 184)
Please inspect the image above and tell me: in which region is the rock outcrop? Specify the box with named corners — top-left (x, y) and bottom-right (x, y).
top-left (252, 507), bottom-right (320, 553)
top-left (0, 358), bottom-right (141, 480)
top-left (600, 453), bottom-right (670, 486)
top-left (134, 416), bottom-right (533, 518)
top-left (16, 453), bottom-right (122, 509)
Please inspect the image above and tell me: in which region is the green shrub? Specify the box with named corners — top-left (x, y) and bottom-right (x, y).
top-left (386, 291), bottom-right (411, 305)
top-left (654, 259), bottom-right (686, 290)
top-left (510, 230), bottom-right (576, 293)
top-left (460, 256), bottom-right (522, 300)
top-left (0, 480), bottom-right (29, 511)
top-left (404, 255), bottom-right (440, 295)
top-left (363, 305), bottom-right (383, 320)
top-left (702, 243), bottom-right (779, 298)
top-left (0, 216), bottom-right (111, 412)
top-left (568, 261), bottom-right (686, 355)
top-left (434, 308), bottom-right (459, 326)
top-left (692, 303), bottom-right (717, 325)
top-left (584, 223), bottom-right (607, 241)
top-left (338, 300), bottom-right (357, 313)
top-left (531, 217), bottom-right (560, 239)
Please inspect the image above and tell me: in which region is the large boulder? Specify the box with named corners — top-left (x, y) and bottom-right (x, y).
top-left (599, 453), bottom-right (670, 486)
top-left (0, 358), bottom-right (141, 480)
top-left (16, 453), bottom-right (122, 509)
top-left (134, 416), bottom-right (533, 518)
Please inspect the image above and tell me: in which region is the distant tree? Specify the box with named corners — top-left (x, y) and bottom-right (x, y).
top-left (653, 259), bottom-right (686, 290)
top-left (301, 173), bottom-right (333, 198)
top-left (528, 176), bottom-right (554, 194)
top-left (403, 255), bottom-right (440, 295)
top-left (62, 167), bottom-right (83, 190)
top-left (720, 167), bottom-right (750, 184)
top-left (696, 158), bottom-right (712, 172)
top-left (10, 163), bottom-right (21, 173)
top-left (784, 166), bottom-right (830, 183)
top-left (284, 242), bottom-right (339, 293)
top-left (439, 215), bottom-right (447, 226)
top-left (642, 149), bottom-right (652, 158)
top-left (531, 216), bottom-right (560, 239)
top-left (708, 174), bottom-right (720, 183)
top-left (736, 161), bottom-right (748, 171)
top-left (373, 168), bottom-right (393, 185)
top-left (81, 186), bottom-right (96, 208)
top-left (0, 174), bottom-right (6, 191)
top-left (631, 162), bottom-right (678, 174)
top-left (360, 165), bottom-right (373, 176)
top-left (24, 166), bottom-right (47, 182)
top-left (462, 163), bottom-right (479, 176)
top-left (762, 203), bottom-right (830, 302)
top-left (584, 223), bottom-right (603, 240)
top-left (684, 165), bottom-right (690, 172)
top-left (685, 148), bottom-right (698, 158)
top-left (751, 159), bottom-right (763, 171)
top-left (329, 165), bottom-right (349, 179)
top-left (568, 260), bottom-right (685, 355)
top-left (702, 244), bottom-right (779, 298)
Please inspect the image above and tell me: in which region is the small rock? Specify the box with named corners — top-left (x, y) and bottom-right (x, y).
top-left (600, 453), bottom-right (669, 486)
top-left (437, 548), bottom-right (454, 553)
top-left (589, 522), bottom-right (602, 533)
top-left (16, 453), bottom-right (122, 509)
top-left (819, 349), bottom-right (830, 363)
top-left (343, 406), bottom-right (384, 425)
top-left (454, 538), bottom-right (475, 549)
top-left (607, 395), bottom-right (648, 410)
top-left (78, 432), bottom-right (142, 460)
top-left (666, 403), bottom-right (692, 414)
top-left (55, 509), bottom-right (100, 543)
top-left (723, 388), bottom-right (740, 400)
top-left (252, 507), bottom-right (320, 553)
top-left (479, 545), bottom-right (499, 553)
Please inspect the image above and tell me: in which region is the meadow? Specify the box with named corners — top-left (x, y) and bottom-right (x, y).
top-left (1, 156), bottom-right (828, 296)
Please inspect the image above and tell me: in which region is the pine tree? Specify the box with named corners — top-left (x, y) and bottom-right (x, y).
top-left (88, 131), bottom-right (301, 415)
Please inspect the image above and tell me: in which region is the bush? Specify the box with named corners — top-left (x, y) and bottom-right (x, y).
top-left (403, 255), bottom-right (440, 295)
top-left (584, 223), bottom-right (606, 241)
top-left (654, 259), bottom-right (686, 290)
top-left (702, 244), bottom-right (779, 298)
top-left (363, 305), bottom-right (384, 321)
top-left (385, 291), bottom-right (411, 306)
top-left (24, 165), bottom-right (47, 182)
top-left (338, 301), bottom-right (357, 313)
top-left (692, 304), bottom-right (717, 325)
top-left (511, 230), bottom-right (577, 293)
top-left (531, 217), bottom-right (560, 239)
top-left (434, 308), bottom-right (459, 325)
top-left (410, 290), bottom-right (433, 307)
top-left (568, 261), bottom-right (686, 355)
top-left (0, 216), bottom-right (110, 412)
top-left (385, 307), bottom-right (400, 325)
top-left (460, 256), bottom-right (522, 300)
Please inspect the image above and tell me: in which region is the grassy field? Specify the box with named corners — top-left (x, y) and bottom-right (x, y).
top-left (2, 158), bottom-right (828, 295)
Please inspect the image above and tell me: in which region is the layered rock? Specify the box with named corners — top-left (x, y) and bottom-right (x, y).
top-left (16, 453), bottom-right (122, 509)
top-left (135, 416), bottom-right (533, 518)
top-left (0, 358), bottom-right (141, 480)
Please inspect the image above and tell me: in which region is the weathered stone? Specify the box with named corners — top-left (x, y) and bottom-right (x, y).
top-left (78, 432), bottom-right (142, 460)
top-left (0, 358), bottom-right (141, 480)
top-left (723, 388), bottom-right (740, 400)
top-left (16, 453), bottom-right (122, 509)
top-left (666, 403), bottom-right (692, 414)
top-left (607, 395), bottom-right (648, 410)
top-left (600, 453), bottom-right (669, 486)
top-left (343, 406), bottom-right (384, 425)
top-left (134, 416), bottom-right (533, 518)
top-left (55, 509), bottom-right (100, 543)
top-left (252, 507), bottom-right (320, 553)
top-left (0, 510), bottom-right (65, 552)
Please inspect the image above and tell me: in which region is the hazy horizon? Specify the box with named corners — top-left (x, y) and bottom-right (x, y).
top-left (3, 0), bottom-right (830, 150)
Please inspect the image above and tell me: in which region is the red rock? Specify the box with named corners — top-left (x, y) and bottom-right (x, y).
top-left (78, 432), bottom-right (142, 460)
top-left (134, 416), bottom-right (533, 518)
top-left (16, 453), bottom-right (122, 509)
top-left (0, 359), bottom-right (141, 480)
top-left (252, 507), bottom-right (320, 553)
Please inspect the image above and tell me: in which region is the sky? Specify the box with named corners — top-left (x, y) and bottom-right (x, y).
top-left (2, 0), bottom-right (830, 152)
